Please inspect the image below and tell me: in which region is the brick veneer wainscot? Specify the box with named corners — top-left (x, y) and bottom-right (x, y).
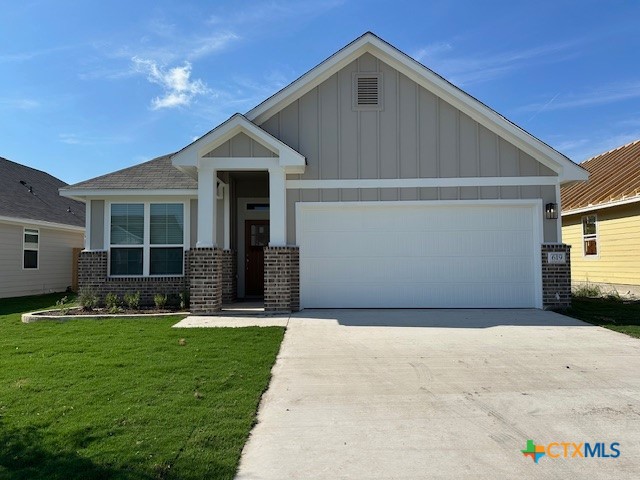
top-left (189, 247), bottom-right (223, 314)
top-left (77, 250), bottom-right (190, 306)
top-left (220, 249), bottom-right (237, 304)
top-left (264, 246), bottom-right (300, 312)
top-left (541, 243), bottom-right (571, 309)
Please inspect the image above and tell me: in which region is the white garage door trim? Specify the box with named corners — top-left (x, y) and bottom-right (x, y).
top-left (296, 200), bottom-right (543, 309)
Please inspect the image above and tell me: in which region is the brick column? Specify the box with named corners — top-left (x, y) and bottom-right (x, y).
top-left (541, 243), bottom-right (571, 309)
top-left (221, 249), bottom-right (237, 304)
top-left (78, 250), bottom-right (108, 293)
top-left (264, 246), bottom-right (300, 312)
top-left (189, 247), bottom-right (223, 314)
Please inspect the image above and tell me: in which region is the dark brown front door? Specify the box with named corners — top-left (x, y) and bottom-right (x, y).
top-left (245, 220), bottom-right (269, 296)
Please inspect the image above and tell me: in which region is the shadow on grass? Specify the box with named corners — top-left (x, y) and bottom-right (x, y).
top-left (563, 296), bottom-right (640, 338)
top-left (0, 293), bottom-right (71, 317)
top-left (0, 424), bottom-right (154, 480)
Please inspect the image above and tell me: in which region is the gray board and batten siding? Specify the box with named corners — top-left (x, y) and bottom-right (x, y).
top-left (255, 53), bottom-right (557, 244)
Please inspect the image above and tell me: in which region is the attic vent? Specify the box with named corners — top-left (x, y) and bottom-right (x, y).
top-left (353, 73), bottom-right (382, 110)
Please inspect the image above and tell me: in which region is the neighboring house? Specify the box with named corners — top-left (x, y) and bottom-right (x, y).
top-left (0, 157), bottom-right (85, 298)
top-left (561, 139), bottom-right (640, 295)
top-left (60, 32), bottom-right (587, 313)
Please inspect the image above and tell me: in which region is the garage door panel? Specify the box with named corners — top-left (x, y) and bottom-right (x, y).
top-left (305, 255), bottom-right (534, 285)
top-left (303, 281), bottom-right (534, 308)
top-left (297, 202), bottom-right (541, 308)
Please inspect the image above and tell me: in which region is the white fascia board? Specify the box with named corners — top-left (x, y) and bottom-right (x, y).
top-left (246, 33), bottom-right (587, 183)
top-left (172, 113), bottom-right (305, 169)
top-left (561, 195), bottom-right (640, 216)
top-left (286, 176), bottom-right (558, 189)
top-left (59, 188), bottom-right (198, 199)
top-left (0, 215), bottom-right (85, 232)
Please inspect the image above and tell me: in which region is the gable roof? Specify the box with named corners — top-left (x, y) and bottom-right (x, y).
top-left (247, 32), bottom-right (588, 183)
top-left (171, 113), bottom-right (306, 173)
top-left (61, 154), bottom-right (197, 197)
top-left (0, 156), bottom-right (85, 228)
top-left (561, 139), bottom-right (640, 215)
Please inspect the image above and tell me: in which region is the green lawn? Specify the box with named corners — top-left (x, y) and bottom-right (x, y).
top-left (563, 296), bottom-right (640, 338)
top-left (0, 293), bottom-right (284, 480)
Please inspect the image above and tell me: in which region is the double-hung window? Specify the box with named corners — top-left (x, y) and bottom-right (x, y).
top-left (582, 214), bottom-right (598, 256)
top-left (110, 203), bottom-right (185, 276)
top-left (150, 204), bottom-right (184, 275)
top-left (23, 228), bottom-right (39, 269)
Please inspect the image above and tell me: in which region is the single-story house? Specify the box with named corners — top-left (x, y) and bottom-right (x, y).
top-left (60, 32), bottom-right (587, 313)
top-left (0, 157), bottom-right (85, 298)
top-left (561, 139), bottom-right (640, 295)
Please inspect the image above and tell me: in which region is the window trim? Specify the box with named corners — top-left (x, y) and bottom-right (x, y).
top-left (581, 214), bottom-right (599, 258)
top-left (107, 201), bottom-right (189, 277)
top-left (22, 227), bottom-right (39, 270)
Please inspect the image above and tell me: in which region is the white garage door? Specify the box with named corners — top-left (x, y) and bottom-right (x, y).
top-left (296, 201), bottom-right (542, 309)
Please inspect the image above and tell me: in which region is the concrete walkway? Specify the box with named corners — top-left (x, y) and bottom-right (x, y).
top-left (173, 315), bottom-right (289, 328)
top-left (236, 309), bottom-right (640, 479)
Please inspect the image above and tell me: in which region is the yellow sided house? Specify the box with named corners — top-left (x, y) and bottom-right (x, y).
top-left (561, 139), bottom-right (640, 295)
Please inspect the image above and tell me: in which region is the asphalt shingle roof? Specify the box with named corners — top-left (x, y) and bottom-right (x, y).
top-left (561, 139), bottom-right (640, 212)
top-left (63, 154), bottom-right (196, 190)
top-left (0, 157), bottom-right (85, 227)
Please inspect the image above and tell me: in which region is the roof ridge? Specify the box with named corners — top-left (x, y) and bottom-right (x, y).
top-left (582, 138), bottom-right (640, 164)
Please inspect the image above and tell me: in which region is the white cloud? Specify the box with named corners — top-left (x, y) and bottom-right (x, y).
top-left (551, 131), bottom-right (640, 163)
top-left (413, 42), bottom-right (453, 62)
top-left (0, 98), bottom-right (40, 109)
top-left (206, 0), bottom-right (345, 26)
top-left (132, 58), bottom-right (209, 109)
top-left (413, 40), bottom-right (581, 86)
top-left (187, 32), bottom-right (240, 61)
top-left (58, 133), bottom-right (130, 146)
top-left (108, 31), bottom-right (239, 65)
top-left (519, 82), bottom-right (640, 113)
top-left (0, 45), bottom-right (74, 63)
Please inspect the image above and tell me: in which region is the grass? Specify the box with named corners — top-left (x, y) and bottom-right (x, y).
top-left (563, 296), bottom-right (640, 338)
top-left (0, 293), bottom-right (285, 480)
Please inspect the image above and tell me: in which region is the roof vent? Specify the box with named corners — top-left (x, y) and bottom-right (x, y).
top-left (353, 73), bottom-right (382, 110)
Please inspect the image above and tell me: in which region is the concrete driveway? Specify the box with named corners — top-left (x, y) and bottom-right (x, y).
top-left (236, 309), bottom-right (640, 479)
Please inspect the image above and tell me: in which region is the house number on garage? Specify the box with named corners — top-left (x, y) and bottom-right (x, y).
top-left (547, 252), bottom-right (566, 264)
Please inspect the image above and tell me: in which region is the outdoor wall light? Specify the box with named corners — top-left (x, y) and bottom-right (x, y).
top-left (545, 203), bottom-right (558, 219)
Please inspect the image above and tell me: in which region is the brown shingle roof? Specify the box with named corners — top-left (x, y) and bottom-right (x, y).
top-left (63, 154), bottom-right (196, 191)
top-left (0, 157), bottom-right (85, 227)
top-left (561, 139), bottom-right (640, 213)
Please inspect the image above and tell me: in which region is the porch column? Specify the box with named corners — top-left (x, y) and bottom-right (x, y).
top-left (223, 184), bottom-right (231, 250)
top-left (268, 166), bottom-right (287, 246)
top-left (84, 200), bottom-right (91, 250)
top-left (196, 163), bottom-right (217, 247)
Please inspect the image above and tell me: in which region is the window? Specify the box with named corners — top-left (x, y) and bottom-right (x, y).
top-left (582, 215), bottom-right (598, 256)
top-left (110, 203), bottom-right (143, 275)
top-left (150, 203), bottom-right (184, 275)
top-left (109, 203), bottom-right (185, 276)
top-left (23, 228), bottom-right (39, 269)
top-left (353, 73), bottom-right (383, 110)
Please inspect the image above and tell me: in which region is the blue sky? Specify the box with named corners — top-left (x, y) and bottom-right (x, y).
top-left (1, 0), bottom-right (639, 184)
